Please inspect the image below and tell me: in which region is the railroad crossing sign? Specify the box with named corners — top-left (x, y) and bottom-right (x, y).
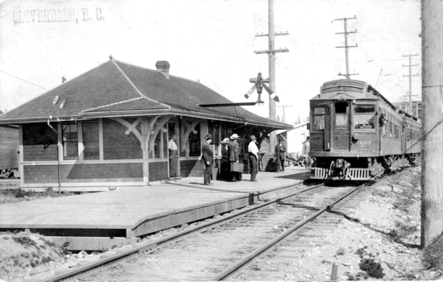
top-left (244, 73), bottom-right (280, 103)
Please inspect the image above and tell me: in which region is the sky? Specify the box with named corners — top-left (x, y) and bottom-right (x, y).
top-left (0, 0), bottom-right (421, 124)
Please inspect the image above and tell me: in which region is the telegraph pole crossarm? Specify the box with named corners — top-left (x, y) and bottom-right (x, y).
top-left (334, 15), bottom-right (358, 79)
top-left (255, 48), bottom-right (289, 54)
top-left (255, 31), bottom-right (289, 37)
top-left (402, 53), bottom-right (419, 116)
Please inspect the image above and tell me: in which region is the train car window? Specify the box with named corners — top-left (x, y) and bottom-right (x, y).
top-left (354, 105), bottom-right (375, 130)
top-left (313, 116), bottom-right (325, 130)
top-left (312, 107), bottom-right (327, 130)
top-left (354, 106), bottom-right (375, 113)
top-left (390, 122), bottom-right (393, 136)
top-left (335, 103), bottom-right (348, 127)
top-left (314, 108), bottom-right (326, 114)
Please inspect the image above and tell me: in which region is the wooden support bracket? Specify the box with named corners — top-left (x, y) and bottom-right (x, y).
top-left (180, 119), bottom-right (200, 152)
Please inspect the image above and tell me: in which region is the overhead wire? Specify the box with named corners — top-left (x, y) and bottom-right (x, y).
top-left (0, 69), bottom-right (49, 90)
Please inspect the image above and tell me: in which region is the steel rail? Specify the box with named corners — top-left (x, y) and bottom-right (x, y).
top-left (211, 180), bottom-right (371, 281)
top-left (42, 182), bottom-right (324, 282)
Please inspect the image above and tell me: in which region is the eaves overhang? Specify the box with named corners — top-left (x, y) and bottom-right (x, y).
top-left (0, 109), bottom-right (292, 130)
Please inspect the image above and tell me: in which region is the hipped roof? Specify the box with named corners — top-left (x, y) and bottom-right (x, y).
top-left (0, 59), bottom-right (291, 130)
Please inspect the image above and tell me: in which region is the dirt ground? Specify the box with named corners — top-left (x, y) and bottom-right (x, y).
top-left (0, 166), bottom-right (442, 281)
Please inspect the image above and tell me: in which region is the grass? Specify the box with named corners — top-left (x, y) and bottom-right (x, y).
top-left (15, 188), bottom-right (73, 199)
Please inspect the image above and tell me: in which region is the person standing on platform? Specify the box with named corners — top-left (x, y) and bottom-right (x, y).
top-left (168, 134), bottom-right (178, 178)
top-left (219, 138), bottom-right (230, 181)
top-left (228, 133), bottom-right (241, 182)
top-left (236, 136), bottom-right (243, 181)
top-left (241, 136), bottom-right (250, 177)
top-left (275, 138), bottom-right (287, 172)
top-left (248, 135), bottom-right (259, 182)
top-left (201, 134), bottom-right (214, 185)
top-left (302, 136), bottom-right (311, 170)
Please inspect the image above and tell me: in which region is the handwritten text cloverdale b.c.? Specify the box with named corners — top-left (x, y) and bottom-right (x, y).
top-left (12, 7), bottom-right (104, 24)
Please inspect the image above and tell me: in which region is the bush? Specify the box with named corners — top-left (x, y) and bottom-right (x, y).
top-left (12, 236), bottom-right (36, 247)
top-left (423, 233), bottom-right (443, 269)
top-left (359, 258), bottom-right (385, 278)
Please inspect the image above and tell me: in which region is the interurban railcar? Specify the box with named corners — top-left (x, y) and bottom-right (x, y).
top-left (309, 79), bottom-right (421, 180)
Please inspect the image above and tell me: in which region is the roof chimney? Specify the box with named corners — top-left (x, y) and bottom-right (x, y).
top-left (155, 60), bottom-right (170, 79)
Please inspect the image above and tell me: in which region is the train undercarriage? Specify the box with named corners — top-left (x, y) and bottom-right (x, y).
top-left (310, 153), bottom-right (421, 181)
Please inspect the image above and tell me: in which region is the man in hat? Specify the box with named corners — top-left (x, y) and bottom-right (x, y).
top-left (219, 138), bottom-right (230, 181)
top-left (201, 133), bottom-right (214, 185)
top-left (275, 138), bottom-right (287, 172)
top-left (228, 133), bottom-right (241, 182)
top-left (248, 135), bottom-right (259, 182)
top-left (168, 134), bottom-right (178, 178)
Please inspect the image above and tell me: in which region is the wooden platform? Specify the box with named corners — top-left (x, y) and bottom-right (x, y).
top-left (0, 168), bottom-right (309, 250)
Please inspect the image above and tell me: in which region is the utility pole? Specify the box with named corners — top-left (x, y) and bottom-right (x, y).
top-left (255, 0), bottom-right (289, 150)
top-left (277, 105), bottom-right (292, 123)
top-left (335, 16), bottom-right (358, 79)
top-left (421, 0), bottom-right (443, 248)
top-left (402, 54), bottom-right (419, 116)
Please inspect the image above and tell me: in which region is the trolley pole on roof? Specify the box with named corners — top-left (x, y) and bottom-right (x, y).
top-left (334, 16), bottom-right (358, 79)
top-left (402, 54), bottom-right (419, 116)
top-left (421, 0), bottom-right (443, 248)
top-left (255, 0), bottom-right (289, 150)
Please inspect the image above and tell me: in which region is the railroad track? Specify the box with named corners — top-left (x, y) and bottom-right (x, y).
top-left (43, 180), bottom-right (370, 281)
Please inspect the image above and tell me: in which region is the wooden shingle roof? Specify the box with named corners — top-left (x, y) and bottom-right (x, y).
top-left (0, 59), bottom-right (291, 129)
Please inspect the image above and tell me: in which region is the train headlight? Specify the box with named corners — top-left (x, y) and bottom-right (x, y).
top-left (352, 133), bottom-right (359, 141)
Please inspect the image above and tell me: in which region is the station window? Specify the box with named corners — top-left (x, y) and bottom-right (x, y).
top-left (62, 123), bottom-right (78, 160)
top-left (82, 121), bottom-right (99, 160)
top-left (22, 123), bottom-right (58, 161)
top-left (188, 124), bottom-right (201, 157)
top-left (354, 105), bottom-right (375, 130)
top-left (312, 107), bottom-right (327, 130)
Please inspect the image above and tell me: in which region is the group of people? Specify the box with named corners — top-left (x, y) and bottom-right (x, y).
top-left (201, 133), bottom-right (259, 185)
top-left (170, 132), bottom-right (311, 186)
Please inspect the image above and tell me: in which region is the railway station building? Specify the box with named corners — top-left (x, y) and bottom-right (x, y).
top-left (0, 58), bottom-right (292, 191)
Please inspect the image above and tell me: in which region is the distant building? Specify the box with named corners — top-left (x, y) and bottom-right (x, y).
top-left (276, 121), bottom-right (310, 158)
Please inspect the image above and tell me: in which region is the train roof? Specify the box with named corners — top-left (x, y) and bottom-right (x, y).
top-left (311, 79), bottom-right (397, 111)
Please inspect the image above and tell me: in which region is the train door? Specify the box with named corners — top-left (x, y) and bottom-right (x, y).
top-left (310, 104), bottom-right (330, 151)
top-left (333, 101), bottom-right (350, 151)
